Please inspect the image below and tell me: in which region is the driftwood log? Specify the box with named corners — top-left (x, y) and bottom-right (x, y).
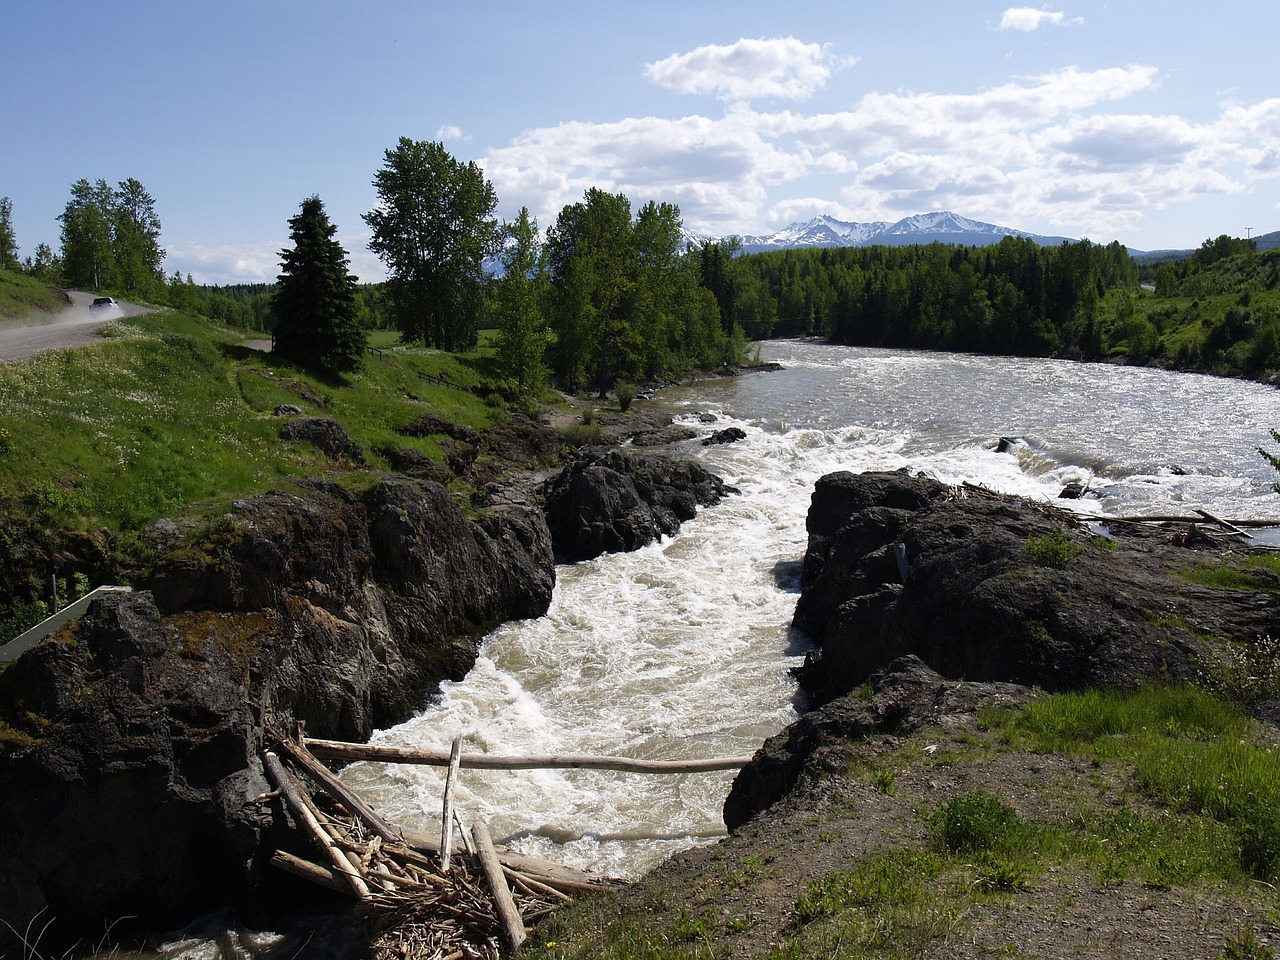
top-left (304, 737), bottom-right (751, 773)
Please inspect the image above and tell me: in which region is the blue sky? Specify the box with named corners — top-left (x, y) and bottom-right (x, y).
top-left (4, 1), bottom-right (1278, 284)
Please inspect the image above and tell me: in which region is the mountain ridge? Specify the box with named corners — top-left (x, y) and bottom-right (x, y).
top-left (688, 210), bottom-right (1079, 253)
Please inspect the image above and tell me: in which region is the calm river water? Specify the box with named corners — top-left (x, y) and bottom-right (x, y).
top-left (119, 342), bottom-right (1280, 957)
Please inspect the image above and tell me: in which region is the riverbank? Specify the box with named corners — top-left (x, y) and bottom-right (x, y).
top-left (521, 472), bottom-right (1280, 959)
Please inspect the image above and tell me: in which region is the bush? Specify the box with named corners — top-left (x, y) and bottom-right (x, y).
top-left (929, 791), bottom-right (1026, 855)
top-left (614, 381), bottom-right (637, 412)
top-left (1025, 527), bottom-right (1085, 569)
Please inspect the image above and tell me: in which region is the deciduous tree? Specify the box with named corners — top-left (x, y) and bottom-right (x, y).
top-left (492, 207), bottom-right (550, 412)
top-left (0, 197), bottom-right (19, 271)
top-left (59, 179), bottom-right (116, 291)
top-left (364, 138), bottom-right (498, 350)
top-left (273, 195), bottom-right (365, 374)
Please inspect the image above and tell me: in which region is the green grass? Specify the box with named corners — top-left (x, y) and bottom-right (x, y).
top-left (0, 306), bottom-right (520, 634)
top-left (1181, 554), bottom-right (1280, 592)
top-left (0, 269), bottom-right (69, 325)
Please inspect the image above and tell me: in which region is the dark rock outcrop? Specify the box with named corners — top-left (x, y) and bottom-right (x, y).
top-left (0, 475), bottom-right (555, 951)
top-left (279, 416), bottom-right (365, 464)
top-left (543, 450), bottom-right (736, 562)
top-left (702, 427), bottom-right (747, 447)
top-left (788, 470), bottom-right (1268, 709)
top-left (725, 656), bottom-right (1035, 829)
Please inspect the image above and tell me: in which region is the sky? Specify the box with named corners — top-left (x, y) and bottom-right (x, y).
top-left (3, 1), bottom-right (1279, 285)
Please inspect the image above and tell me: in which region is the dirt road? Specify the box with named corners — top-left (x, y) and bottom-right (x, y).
top-left (0, 291), bottom-right (152, 363)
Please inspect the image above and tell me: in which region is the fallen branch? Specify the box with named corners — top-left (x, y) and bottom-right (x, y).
top-left (472, 821), bottom-right (526, 952)
top-left (305, 738), bottom-right (751, 773)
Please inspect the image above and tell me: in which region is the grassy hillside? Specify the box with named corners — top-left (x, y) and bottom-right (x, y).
top-left (0, 269), bottom-right (71, 325)
top-left (0, 306), bottom-right (518, 636)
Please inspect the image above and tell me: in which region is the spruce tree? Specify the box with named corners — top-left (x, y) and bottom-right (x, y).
top-left (274, 195), bottom-right (365, 374)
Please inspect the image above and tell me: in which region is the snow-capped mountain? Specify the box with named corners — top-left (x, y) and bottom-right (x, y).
top-left (693, 212), bottom-right (1074, 253)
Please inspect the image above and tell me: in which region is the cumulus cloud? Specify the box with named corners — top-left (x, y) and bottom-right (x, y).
top-left (999, 8), bottom-right (1083, 31)
top-left (169, 236), bottom-right (386, 285)
top-left (477, 34), bottom-right (1280, 245)
top-left (435, 124), bottom-right (471, 142)
top-left (644, 37), bottom-right (853, 103)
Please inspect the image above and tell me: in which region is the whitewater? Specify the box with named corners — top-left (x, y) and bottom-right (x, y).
top-left (337, 341), bottom-right (1280, 880)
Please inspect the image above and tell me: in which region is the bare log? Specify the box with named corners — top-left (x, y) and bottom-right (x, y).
top-left (263, 751), bottom-right (371, 900)
top-left (269, 850), bottom-right (349, 895)
top-left (1195, 508), bottom-right (1254, 539)
top-left (275, 737), bottom-right (402, 844)
top-left (398, 825), bottom-right (622, 892)
top-left (472, 820), bottom-right (526, 952)
top-left (440, 735), bottom-right (463, 871)
top-left (304, 738), bottom-right (751, 773)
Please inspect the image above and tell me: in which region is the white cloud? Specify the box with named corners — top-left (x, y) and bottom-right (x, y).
top-left (435, 124), bottom-right (471, 142)
top-left (999, 8), bottom-right (1083, 31)
top-left (479, 44), bottom-right (1278, 245)
top-left (644, 37), bottom-right (853, 103)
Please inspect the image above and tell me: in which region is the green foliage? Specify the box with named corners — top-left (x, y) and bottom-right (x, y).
top-left (0, 270), bottom-right (70, 323)
top-left (794, 850), bottom-right (938, 925)
top-left (929, 791), bottom-right (1028, 856)
top-left (614, 380), bottom-right (637, 412)
top-left (1222, 930), bottom-right (1276, 960)
top-left (273, 195), bottom-right (366, 374)
top-left (0, 196), bottom-right (19, 271)
top-left (733, 236), bottom-right (1135, 357)
top-left (1260, 428), bottom-right (1280, 493)
top-left (0, 307), bottom-right (503, 548)
top-left (58, 177), bottom-right (165, 298)
top-left (1024, 527), bottom-right (1085, 568)
top-left (492, 206), bottom-right (551, 413)
top-left (365, 138), bottom-right (498, 350)
top-left (1200, 634), bottom-right (1280, 707)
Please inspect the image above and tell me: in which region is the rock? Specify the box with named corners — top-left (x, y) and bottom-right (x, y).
top-left (0, 476), bottom-right (555, 950)
top-left (702, 427), bottom-right (747, 446)
top-left (789, 471), bottom-right (1275, 709)
top-left (273, 403), bottom-right (303, 416)
top-left (724, 656), bottom-right (1037, 828)
top-left (543, 450), bottom-right (736, 563)
top-left (629, 425), bottom-right (699, 447)
top-left (279, 417), bottom-right (365, 464)
top-left (1059, 481), bottom-right (1086, 499)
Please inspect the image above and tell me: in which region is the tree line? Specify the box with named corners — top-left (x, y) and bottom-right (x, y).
top-left (726, 237), bottom-right (1139, 359)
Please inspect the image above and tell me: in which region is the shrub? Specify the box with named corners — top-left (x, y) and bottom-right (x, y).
top-left (614, 381), bottom-right (637, 412)
top-left (563, 422), bottom-right (603, 448)
top-left (1025, 527), bottom-right (1085, 569)
top-left (929, 791), bottom-right (1025, 856)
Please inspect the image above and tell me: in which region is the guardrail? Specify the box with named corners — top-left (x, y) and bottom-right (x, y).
top-left (0, 585), bottom-right (133, 663)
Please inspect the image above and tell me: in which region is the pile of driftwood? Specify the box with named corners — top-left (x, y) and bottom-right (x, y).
top-left (263, 734), bottom-right (627, 959)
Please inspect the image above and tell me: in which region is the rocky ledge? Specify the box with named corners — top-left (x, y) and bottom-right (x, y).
top-left (0, 449), bottom-right (733, 953)
top-left (726, 468), bottom-right (1279, 827)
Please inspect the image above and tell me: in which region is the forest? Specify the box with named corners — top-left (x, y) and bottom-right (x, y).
top-left (4, 145), bottom-right (1278, 394)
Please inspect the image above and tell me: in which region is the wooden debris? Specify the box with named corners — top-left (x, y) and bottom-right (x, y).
top-left (304, 737), bottom-right (751, 773)
top-left (441, 735), bottom-right (463, 871)
top-left (471, 820), bottom-right (526, 952)
top-left (263, 732), bottom-right (624, 959)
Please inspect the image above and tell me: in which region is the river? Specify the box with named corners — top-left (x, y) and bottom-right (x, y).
top-left (115, 342), bottom-right (1280, 957)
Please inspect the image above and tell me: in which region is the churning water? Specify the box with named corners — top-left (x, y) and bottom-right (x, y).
top-left (338, 341), bottom-right (1280, 880)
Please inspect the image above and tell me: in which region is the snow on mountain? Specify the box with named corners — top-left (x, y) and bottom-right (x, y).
top-left (691, 211), bottom-right (1074, 253)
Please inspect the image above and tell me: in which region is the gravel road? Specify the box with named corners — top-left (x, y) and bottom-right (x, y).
top-left (0, 291), bottom-right (152, 363)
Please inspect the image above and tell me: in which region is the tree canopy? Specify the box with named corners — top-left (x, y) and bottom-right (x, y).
top-left (273, 195), bottom-right (366, 374)
top-left (0, 198), bottom-right (18, 271)
top-left (57, 178), bottom-right (165, 297)
top-left (364, 138), bottom-right (498, 351)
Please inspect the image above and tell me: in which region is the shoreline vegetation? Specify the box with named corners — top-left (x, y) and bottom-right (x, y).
top-left (2, 229), bottom-right (1280, 958)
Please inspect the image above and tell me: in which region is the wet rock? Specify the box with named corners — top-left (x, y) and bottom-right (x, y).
top-left (702, 427), bottom-right (747, 446)
top-left (543, 450), bottom-right (736, 563)
top-left (0, 476), bottom-right (555, 951)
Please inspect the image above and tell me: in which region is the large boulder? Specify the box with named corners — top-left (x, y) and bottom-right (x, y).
top-left (790, 470), bottom-right (1274, 709)
top-left (543, 450), bottom-right (736, 562)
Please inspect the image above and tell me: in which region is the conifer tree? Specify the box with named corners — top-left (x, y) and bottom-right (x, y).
top-left (273, 195), bottom-right (365, 374)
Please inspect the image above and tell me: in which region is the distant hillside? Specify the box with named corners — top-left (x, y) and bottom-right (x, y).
top-left (1255, 230), bottom-right (1280, 252)
top-left (689, 211), bottom-right (1077, 253)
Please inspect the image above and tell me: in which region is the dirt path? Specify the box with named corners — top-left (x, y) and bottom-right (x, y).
top-left (0, 291), bottom-right (152, 362)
